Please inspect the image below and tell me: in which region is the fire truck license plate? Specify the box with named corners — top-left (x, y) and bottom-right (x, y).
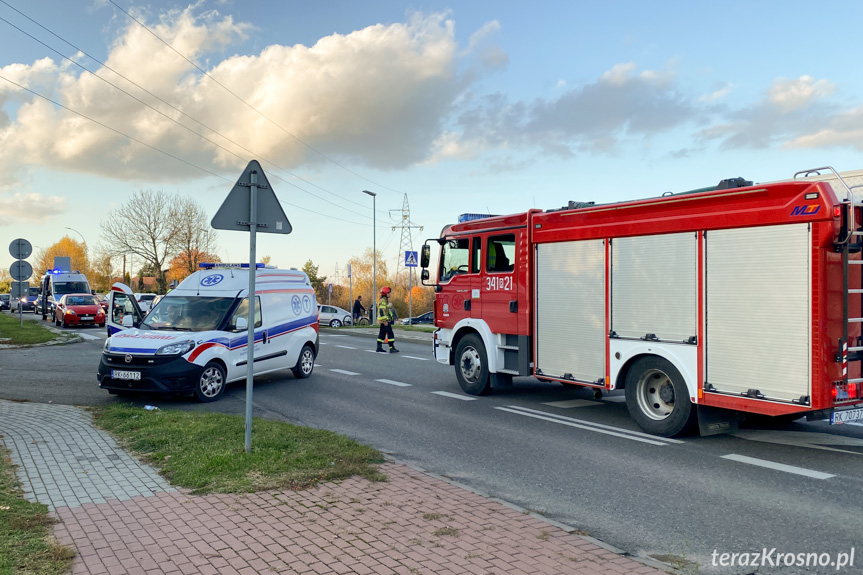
top-left (111, 370), bottom-right (141, 381)
top-left (831, 408), bottom-right (863, 424)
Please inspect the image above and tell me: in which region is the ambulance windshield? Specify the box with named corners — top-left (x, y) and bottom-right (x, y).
top-left (141, 296), bottom-right (235, 331)
top-left (54, 281), bottom-right (89, 295)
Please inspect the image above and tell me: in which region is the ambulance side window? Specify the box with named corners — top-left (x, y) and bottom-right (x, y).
top-left (112, 293), bottom-right (141, 324)
top-left (230, 296), bottom-right (262, 331)
top-left (487, 235), bottom-right (515, 273)
top-left (439, 238), bottom-right (470, 282)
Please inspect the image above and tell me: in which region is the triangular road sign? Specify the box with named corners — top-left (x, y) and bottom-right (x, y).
top-left (211, 160), bottom-right (292, 234)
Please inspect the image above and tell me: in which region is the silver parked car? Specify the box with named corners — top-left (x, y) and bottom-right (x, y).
top-left (317, 304), bottom-right (352, 328)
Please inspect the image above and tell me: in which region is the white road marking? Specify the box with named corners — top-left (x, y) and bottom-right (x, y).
top-left (602, 395), bottom-right (627, 403)
top-left (402, 355), bottom-right (429, 361)
top-left (543, 399), bottom-right (602, 408)
top-left (730, 430), bottom-right (863, 455)
top-left (431, 391), bottom-right (478, 401)
top-left (335, 345), bottom-right (357, 349)
top-left (78, 332), bottom-right (101, 340)
top-left (376, 379), bottom-right (412, 387)
top-left (496, 406), bottom-right (683, 446)
top-left (314, 364), bottom-right (322, 368)
top-left (721, 454), bottom-right (835, 479)
top-left (322, 334), bottom-right (347, 337)
top-left (329, 369), bottom-right (360, 376)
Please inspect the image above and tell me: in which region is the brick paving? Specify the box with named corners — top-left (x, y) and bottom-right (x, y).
top-left (0, 399), bottom-right (668, 574)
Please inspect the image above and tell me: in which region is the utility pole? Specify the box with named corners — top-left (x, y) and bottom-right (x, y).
top-left (390, 194), bottom-right (423, 321)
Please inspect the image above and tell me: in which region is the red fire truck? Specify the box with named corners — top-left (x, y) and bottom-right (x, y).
top-left (419, 167), bottom-right (863, 437)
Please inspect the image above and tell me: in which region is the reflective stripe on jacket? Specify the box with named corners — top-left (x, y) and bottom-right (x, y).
top-left (377, 298), bottom-right (392, 324)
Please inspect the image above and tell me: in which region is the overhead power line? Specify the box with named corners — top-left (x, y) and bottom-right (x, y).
top-left (0, 73), bottom-right (381, 227)
top-left (0, 0), bottom-right (387, 219)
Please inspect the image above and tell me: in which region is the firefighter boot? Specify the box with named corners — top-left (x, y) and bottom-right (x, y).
top-left (389, 345), bottom-right (400, 353)
top-left (376, 342), bottom-right (386, 353)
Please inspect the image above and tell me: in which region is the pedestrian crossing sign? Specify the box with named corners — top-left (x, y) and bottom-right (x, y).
top-left (405, 251), bottom-right (418, 267)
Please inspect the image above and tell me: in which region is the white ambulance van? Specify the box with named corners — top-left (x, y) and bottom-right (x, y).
top-left (98, 264), bottom-right (319, 402)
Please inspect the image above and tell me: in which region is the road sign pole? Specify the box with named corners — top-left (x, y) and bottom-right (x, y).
top-left (211, 160), bottom-right (291, 454)
top-left (244, 171), bottom-right (258, 454)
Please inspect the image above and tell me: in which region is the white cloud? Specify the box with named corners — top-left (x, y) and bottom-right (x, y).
top-left (699, 82), bottom-right (732, 102)
top-left (768, 75), bottom-right (835, 113)
top-left (0, 192), bottom-right (65, 225)
top-left (444, 62), bottom-right (694, 160)
top-left (786, 106), bottom-right (863, 151)
top-left (0, 8), bottom-right (471, 187)
top-left (600, 62), bottom-right (637, 86)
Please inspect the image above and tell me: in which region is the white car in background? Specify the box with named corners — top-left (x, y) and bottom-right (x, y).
top-left (317, 304), bottom-right (352, 328)
top-left (135, 293), bottom-right (158, 313)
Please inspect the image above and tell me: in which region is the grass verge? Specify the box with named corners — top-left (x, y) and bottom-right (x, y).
top-left (0, 445), bottom-right (75, 575)
top-left (88, 403), bottom-right (387, 494)
top-left (0, 313), bottom-right (64, 346)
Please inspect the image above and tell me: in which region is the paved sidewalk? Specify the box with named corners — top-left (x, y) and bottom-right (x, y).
top-left (0, 399), bottom-right (669, 575)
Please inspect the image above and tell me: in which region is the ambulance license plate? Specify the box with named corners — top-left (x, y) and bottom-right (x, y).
top-left (112, 370), bottom-right (141, 381)
top-left (831, 408), bottom-right (863, 424)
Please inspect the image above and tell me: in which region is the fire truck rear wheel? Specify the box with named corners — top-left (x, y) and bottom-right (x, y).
top-left (624, 356), bottom-right (695, 437)
top-left (455, 334), bottom-right (491, 395)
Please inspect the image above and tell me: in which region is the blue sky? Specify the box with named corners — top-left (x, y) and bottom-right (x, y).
top-left (2, 0), bottom-right (862, 282)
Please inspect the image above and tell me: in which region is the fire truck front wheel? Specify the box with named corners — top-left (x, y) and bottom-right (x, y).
top-left (624, 356), bottom-right (696, 437)
top-left (455, 334), bottom-right (491, 395)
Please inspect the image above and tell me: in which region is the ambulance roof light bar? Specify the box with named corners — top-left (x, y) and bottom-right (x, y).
top-left (198, 263), bottom-right (274, 269)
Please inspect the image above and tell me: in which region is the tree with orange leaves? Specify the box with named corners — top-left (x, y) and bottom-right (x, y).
top-left (34, 236), bottom-right (89, 281)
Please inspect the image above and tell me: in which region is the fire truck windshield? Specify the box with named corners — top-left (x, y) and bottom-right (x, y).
top-left (439, 238), bottom-right (470, 281)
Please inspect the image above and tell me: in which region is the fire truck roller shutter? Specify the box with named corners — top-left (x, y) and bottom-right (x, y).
top-left (611, 232), bottom-right (696, 343)
top-left (705, 223), bottom-right (810, 402)
top-left (535, 240), bottom-right (605, 382)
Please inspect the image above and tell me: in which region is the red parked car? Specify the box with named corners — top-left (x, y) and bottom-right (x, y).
top-left (54, 293), bottom-right (106, 328)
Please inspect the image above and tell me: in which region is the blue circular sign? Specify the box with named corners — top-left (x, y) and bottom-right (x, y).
top-left (302, 295), bottom-right (312, 313)
top-left (291, 295), bottom-right (302, 315)
top-left (200, 274), bottom-right (224, 287)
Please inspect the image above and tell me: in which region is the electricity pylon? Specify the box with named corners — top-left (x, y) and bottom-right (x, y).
top-left (390, 194), bottom-right (423, 288)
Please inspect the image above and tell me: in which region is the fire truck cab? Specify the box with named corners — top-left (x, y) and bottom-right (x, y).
top-left (422, 167), bottom-right (863, 437)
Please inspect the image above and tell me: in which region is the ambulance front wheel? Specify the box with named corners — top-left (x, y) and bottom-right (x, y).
top-left (455, 334), bottom-right (491, 395)
top-left (292, 344), bottom-right (315, 379)
top-left (624, 356), bottom-right (695, 437)
top-left (195, 362), bottom-right (226, 402)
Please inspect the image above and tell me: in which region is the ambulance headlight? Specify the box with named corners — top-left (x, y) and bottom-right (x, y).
top-left (156, 340), bottom-right (196, 356)
top-left (103, 338), bottom-right (112, 352)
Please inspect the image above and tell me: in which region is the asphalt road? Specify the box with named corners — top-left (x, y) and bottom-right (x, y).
top-left (2, 315), bottom-right (863, 574)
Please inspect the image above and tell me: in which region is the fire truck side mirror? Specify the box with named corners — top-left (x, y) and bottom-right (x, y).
top-left (420, 245), bottom-right (430, 268)
top-left (421, 269), bottom-right (429, 282)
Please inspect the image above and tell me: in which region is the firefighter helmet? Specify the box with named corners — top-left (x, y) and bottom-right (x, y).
top-left (380, 286), bottom-right (392, 297)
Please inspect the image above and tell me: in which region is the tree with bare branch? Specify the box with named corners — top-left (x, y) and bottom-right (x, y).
top-left (101, 190), bottom-right (196, 293)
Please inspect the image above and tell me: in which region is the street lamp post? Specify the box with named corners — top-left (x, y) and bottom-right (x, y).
top-left (65, 227), bottom-right (87, 272)
top-left (363, 190), bottom-right (377, 323)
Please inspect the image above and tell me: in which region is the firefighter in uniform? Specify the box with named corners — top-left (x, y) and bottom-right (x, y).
top-left (375, 286), bottom-right (399, 353)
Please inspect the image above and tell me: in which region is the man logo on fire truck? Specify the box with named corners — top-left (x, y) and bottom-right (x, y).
top-left (420, 167), bottom-right (863, 437)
